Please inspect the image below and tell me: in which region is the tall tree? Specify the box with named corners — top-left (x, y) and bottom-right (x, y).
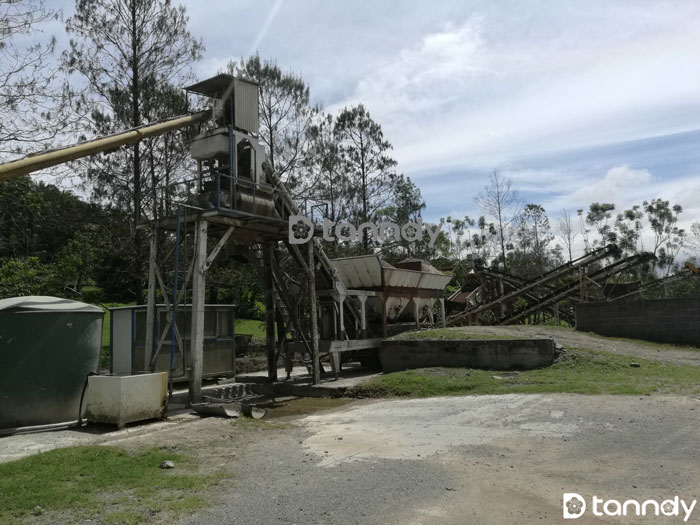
top-left (557, 209), bottom-right (577, 262)
top-left (577, 208), bottom-right (591, 252)
top-left (473, 216), bottom-right (498, 267)
top-left (474, 171), bottom-right (519, 272)
top-left (643, 199), bottom-right (683, 257)
top-left (228, 55), bottom-right (314, 191)
top-left (0, 0), bottom-right (67, 158)
top-left (586, 202), bottom-right (616, 249)
top-left (688, 222), bottom-right (700, 259)
top-left (334, 104), bottom-right (398, 251)
top-left (377, 174), bottom-right (426, 257)
top-left (643, 199), bottom-right (684, 274)
top-left (63, 0), bottom-right (203, 301)
top-left (305, 113), bottom-right (346, 221)
top-left (614, 205), bottom-right (644, 256)
top-left (446, 216), bottom-right (475, 262)
top-left (514, 204), bottom-right (553, 277)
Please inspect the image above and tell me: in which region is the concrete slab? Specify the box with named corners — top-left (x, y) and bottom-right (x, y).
top-left (380, 338), bottom-right (555, 373)
top-left (238, 364), bottom-right (382, 397)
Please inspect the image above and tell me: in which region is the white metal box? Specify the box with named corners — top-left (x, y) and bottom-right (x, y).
top-left (190, 129), bottom-right (230, 160)
top-left (85, 372), bottom-right (167, 428)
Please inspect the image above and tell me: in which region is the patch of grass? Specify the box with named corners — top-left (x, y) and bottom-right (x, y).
top-left (235, 318), bottom-right (267, 340)
top-left (391, 328), bottom-right (516, 341)
top-left (0, 445), bottom-right (222, 523)
top-left (354, 348), bottom-right (700, 398)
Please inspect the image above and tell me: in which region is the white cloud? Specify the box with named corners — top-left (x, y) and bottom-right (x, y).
top-left (322, 4), bottom-right (700, 177)
top-left (186, 0), bottom-right (700, 261)
top-left (564, 165), bottom-right (653, 209)
top-left (341, 18), bottom-right (488, 117)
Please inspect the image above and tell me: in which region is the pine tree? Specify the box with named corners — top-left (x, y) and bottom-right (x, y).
top-left (228, 55), bottom-right (315, 192)
top-left (334, 104), bottom-right (398, 251)
top-left (63, 0), bottom-right (203, 301)
top-left (305, 113), bottom-right (347, 221)
top-left (0, 0), bottom-right (68, 158)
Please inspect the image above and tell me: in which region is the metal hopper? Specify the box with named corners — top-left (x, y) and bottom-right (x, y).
top-left (329, 255), bottom-right (452, 322)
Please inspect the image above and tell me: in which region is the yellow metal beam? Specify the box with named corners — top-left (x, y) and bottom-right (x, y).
top-left (685, 261), bottom-right (700, 275)
top-left (0, 110), bottom-right (211, 181)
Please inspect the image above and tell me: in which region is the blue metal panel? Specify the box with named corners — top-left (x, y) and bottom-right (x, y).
top-left (130, 308), bottom-right (135, 372)
top-left (109, 308), bottom-right (114, 374)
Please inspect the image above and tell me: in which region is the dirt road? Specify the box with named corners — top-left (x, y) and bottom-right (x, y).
top-left (5, 392), bottom-right (699, 524)
top-left (175, 394), bottom-right (700, 524)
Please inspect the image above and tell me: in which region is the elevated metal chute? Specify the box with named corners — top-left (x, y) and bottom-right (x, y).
top-left (0, 110), bottom-right (211, 181)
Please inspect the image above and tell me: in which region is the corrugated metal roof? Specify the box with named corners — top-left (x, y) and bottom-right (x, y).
top-left (0, 296), bottom-right (103, 313)
top-left (184, 74), bottom-right (259, 97)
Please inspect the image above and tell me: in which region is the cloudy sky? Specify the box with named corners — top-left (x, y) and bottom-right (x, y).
top-left (46, 0), bottom-right (700, 252)
top-left (187, 1), bottom-right (700, 236)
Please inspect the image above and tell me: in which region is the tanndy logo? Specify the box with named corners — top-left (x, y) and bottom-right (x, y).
top-left (563, 493), bottom-right (697, 521)
top-left (288, 215), bottom-right (444, 248)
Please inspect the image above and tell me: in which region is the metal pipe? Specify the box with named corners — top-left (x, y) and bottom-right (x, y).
top-left (229, 101), bottom-right (235, 209)
top-left (0, 110), bottom-right (211, 181)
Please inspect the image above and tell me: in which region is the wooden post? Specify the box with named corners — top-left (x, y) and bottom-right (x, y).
top-left (308, 242), bottom-right (320, 385)
top-left (263, 244), bottom-right (277, 382)
top-left (338, 293), bottom-right (345, 340)
top-left (358, 295), bottom-right (368, 338)
top-left (144, 226), bottom-right (158, 372)
top-left (189, 217), bottom-right (207, 404)
top-left (498, 278), bottom-right (505, 318)
top-left (381, 294), bottom-right (388, 338)
top-left (439, 298), bottom-right (446, 328)
top-left (413, 299), bottom-right (421, 329)
top-left (231, 306), bottom-right (237, 379)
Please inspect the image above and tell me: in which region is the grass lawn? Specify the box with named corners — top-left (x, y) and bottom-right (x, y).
top-left (354, 348), bottom-right (700, 397)
top-left (234, 318), bottom-right (267, 339)
top-left (0, 446), bottom-right (224, 524)
top-left (391, 328), bottom-right (516, 341)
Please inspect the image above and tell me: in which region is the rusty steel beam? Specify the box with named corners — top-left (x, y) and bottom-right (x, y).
top-left (448, 244), bottom-right (618, 326)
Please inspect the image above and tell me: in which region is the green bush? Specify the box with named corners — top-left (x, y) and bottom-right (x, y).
top-left (0, 257), bottom-right (59, 299)
top-left (80, 286), bottom-right (104, 304)
top-left (216, 288), bottom-right (265, 320)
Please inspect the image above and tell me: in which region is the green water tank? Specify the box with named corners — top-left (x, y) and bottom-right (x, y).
top-left (0, 296), bottom-right (104, 429)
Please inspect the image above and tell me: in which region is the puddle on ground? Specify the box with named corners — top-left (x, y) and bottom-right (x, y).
top-left (263, 397), bottom-right (355, 419)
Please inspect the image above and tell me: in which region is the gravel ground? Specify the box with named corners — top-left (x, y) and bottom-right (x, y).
top-left (174, 394), bottom-right (700, 524)
top-left (5, 393), bottom-right (700, 523)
